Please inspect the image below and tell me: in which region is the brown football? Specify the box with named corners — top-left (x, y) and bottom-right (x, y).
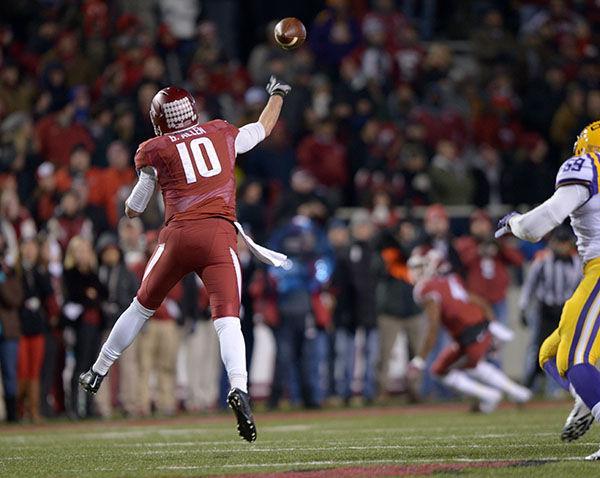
top-left (274, 17), bottom-right (306, 50)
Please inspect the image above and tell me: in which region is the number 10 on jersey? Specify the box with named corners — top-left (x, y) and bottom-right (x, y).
top-left (176, 137), bottom-right (222, 184)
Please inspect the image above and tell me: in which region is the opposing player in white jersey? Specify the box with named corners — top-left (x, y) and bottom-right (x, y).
top-left (496, 120), bottom-right (600, 460)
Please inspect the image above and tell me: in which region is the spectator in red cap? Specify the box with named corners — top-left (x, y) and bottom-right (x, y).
top-left (455, 209), bottom-right (523, 326)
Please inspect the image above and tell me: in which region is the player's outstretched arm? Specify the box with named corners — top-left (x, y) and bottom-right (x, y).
top-left (495, 184), bottom-right (589, 242)
top-left (234, 76), bottom-right (291, 156)
top-left (259, 76), bottom-right (290, 136)
top-left (125, 166), bottom-right (157, 218)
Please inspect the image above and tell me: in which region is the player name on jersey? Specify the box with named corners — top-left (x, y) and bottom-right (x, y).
top-left (168, 126), bottom-right (208, 142)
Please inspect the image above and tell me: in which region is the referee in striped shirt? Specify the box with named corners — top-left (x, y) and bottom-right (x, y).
top-left (520, 226), bottom-right (582, 389)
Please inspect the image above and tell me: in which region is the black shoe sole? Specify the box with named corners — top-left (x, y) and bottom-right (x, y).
top-left (227, 393), bottom-right (257, 442)
top-left (561, 413), bottom-right (594, 442)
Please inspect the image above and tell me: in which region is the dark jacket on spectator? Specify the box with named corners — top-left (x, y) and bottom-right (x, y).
top-left (20, 266), bottom-right (53, 336)
top-left (373, 247), bottom-right (420, 319)
top-left (347, 240), bottom-right (378, 329)
top-left (0, 269), bottom-right (24, 339)
top-left (63, 268), bottom-right (106, 327)
top-left (98, 262), bottom-right (138, 330)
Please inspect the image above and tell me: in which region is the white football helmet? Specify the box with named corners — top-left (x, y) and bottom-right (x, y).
top-left (407, 247), bottom-right (445, 284)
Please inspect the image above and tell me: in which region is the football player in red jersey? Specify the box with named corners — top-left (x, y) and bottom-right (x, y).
top-left (407, 248), bottom-right (531, 412)
top-left (79, 77), bottom-right (292, 442)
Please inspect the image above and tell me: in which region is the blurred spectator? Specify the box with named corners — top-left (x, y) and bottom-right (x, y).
top-left (17, 237), bottom-right (54, 422)
top-left (310, 0), bottom-right (361, 70)
top-left (297, 118), bottom-right (348, 196)
top-left (0, 232), bottom-right (24, 422)
top-left (428, 140), bottom-right (474, 205)
top-left (455, 210), bottom-right (524, 326)
top-left (93, 233), bottom-right (139, 418)
top-left (374, 220), bottom-right (423, 399)
top-left (550, 84), bottom-right (586, 158)
top-left (35, 100), bottom-right (94, 167)
top-left (101, 141), bottom-right (137, 228)
top-left (332, 211), bottom-right (379, 404)
top-left (471, 144), bottom-right (507, 207)
top-left (29, 162), bottom-right (60, 226)
top-left (47, 190), bottom-right (94, 252)
top-left (422, 204), bottom-right (463, 274)
top-left (268, 214), bottom-right (334, 409)
top-left (273, 170), bottom-right (330, 226)
top-left (471, 9), bottom-right (516, 72)
top-left (38, 234), bottom-right (64, 417)
top-left (115, 217), bottom-right (145, 415)
top-left (363, 0), bottom-right (408, 50)
top-left (0, 63), bottom-right (35, 116)
top-left (237, 180), bottom-right (267, 244)
top-left (506, 133), bottom-right (555, 206)
top-left (62, 236), bottom-right (105, 418)
top-left (181, 273), bottom-right (219, 412)
top-left (0, 188), bottom-right (37, 242)
top-left (135, 231), bottom-right (182, 416)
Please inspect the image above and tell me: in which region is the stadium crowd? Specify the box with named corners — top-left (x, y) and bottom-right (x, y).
top-left (0, 0), bottom-right (598, 421)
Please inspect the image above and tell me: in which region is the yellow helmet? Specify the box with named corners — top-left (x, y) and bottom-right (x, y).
top-left (574, 120), bottom-right (600, 156)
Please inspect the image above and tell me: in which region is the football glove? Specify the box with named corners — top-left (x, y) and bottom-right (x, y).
top-left (495, 211), bottom-right (519, 239)
top-left (265, 75), bottom-right (291, 97)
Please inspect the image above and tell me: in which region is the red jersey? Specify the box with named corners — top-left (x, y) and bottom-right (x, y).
top-left (414, 274), bottom-right (486, 340)
top-left (134, 119), bottom-right (239, 225)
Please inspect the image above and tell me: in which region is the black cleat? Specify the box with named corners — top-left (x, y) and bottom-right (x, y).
top-left (227, 388), bottom-right (257, 442)
top-left (79, 369), bottom-right (105, 394)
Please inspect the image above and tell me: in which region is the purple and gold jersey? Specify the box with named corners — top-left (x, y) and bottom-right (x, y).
top-left (556, 152), bottom-right (600, 263)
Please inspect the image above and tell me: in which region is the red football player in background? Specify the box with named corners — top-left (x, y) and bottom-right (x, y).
top-left (407, 247), bottom-right (531, 412)
top-left (79, 76), bottom-right (292, 442)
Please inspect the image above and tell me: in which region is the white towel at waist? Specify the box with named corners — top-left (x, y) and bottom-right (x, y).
top-left (234, 221), bottom-right (288, 267)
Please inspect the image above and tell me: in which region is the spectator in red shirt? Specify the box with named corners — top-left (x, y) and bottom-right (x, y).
top-left (35, 102), bottom-right (94, 167)
top-left (54, 145), bottom-right (104, 206)
top-left (101, 141), bottom-right (137, 228)
top-left (297, 118), bottom-right (348, 194)
top-left (455, 209), bottom-right (524, 325)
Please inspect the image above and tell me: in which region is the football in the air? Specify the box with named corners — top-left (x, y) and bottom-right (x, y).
top-left (274, 17), bottom-right (306, 50)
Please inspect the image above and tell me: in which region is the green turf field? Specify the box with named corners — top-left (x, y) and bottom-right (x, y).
top-left (1, 402), bottom-right (600, 477)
